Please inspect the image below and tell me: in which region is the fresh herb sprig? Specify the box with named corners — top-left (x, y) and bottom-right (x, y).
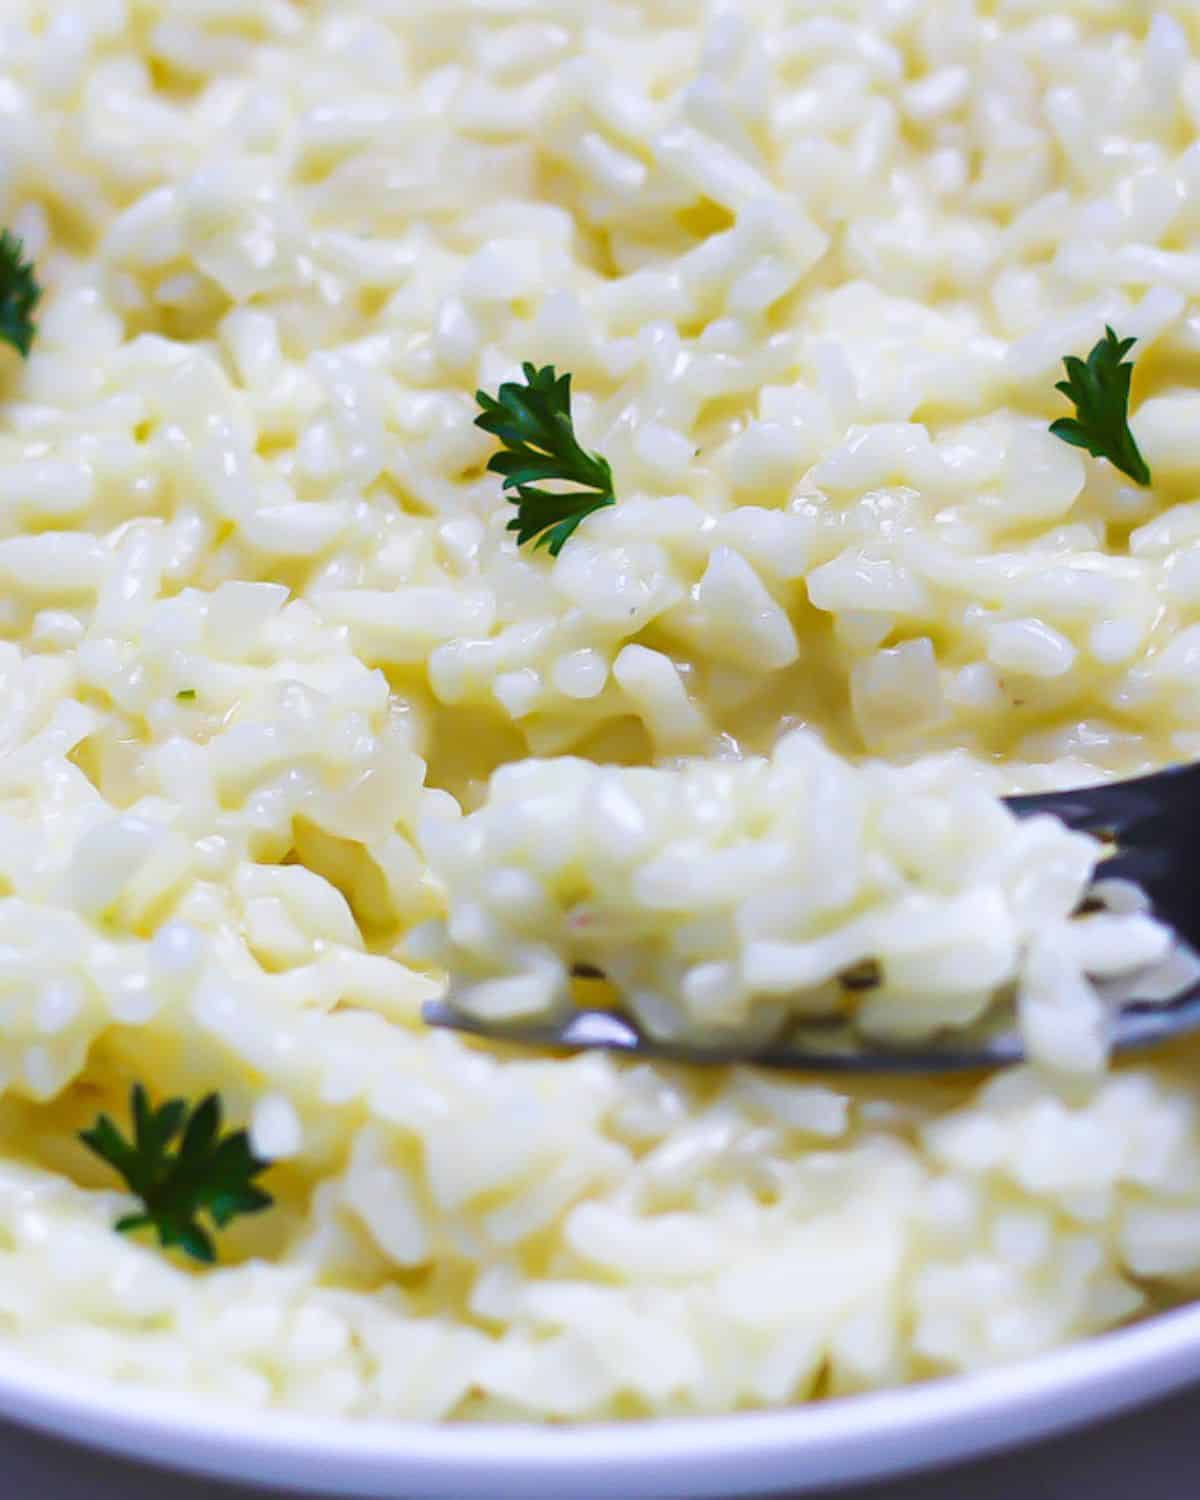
top-left (80, 1085), bottom-right (273, 1264)
top-left (475, 363), bottom-right (616, 555)
top-left (0, 230), bottom-right (41, 358)
top-left (1049, 326), bottom-right (1151, 486)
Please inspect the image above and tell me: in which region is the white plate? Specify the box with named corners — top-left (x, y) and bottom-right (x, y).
top-left (1, 1305), bottom-right (1200, 1498)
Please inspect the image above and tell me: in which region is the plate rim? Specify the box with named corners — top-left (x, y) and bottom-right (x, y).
top-left (1, 1302), bottom-right (1200, 1497)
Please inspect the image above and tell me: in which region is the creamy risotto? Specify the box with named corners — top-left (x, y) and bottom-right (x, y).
top-left (2, 0), bottom-right (1200, 1421)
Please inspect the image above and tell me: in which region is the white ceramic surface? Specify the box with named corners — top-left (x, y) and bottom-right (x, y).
top-left (2, 1304), bottom-right (1200, 1498)
top-left (9, 1379), bottom-right (1200, 1500)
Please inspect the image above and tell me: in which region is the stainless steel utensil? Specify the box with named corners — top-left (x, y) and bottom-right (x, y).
top-left (423, 761), bottom-right (1200, 1073)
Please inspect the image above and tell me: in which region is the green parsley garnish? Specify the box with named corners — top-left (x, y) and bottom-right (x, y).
top-left (0, 230), bottom-right (41, 359)
top-left (1049, 326), bottom-right (1151, 486)
top-left (80, 1085), bottom-right (274, 1265)
top-left (176, 688), bottom-right (196, 701)
top-left (475, 363), bottom-right (616, 555)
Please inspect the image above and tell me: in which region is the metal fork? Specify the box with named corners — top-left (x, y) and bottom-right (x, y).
top-left (422, 761), bottom-right (1200, 1073)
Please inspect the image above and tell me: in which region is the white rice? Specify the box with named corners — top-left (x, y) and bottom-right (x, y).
top-left (0, 0), bottom-right (1199, 1422)
top-left (413, 733), bottom-right (1169, 1068)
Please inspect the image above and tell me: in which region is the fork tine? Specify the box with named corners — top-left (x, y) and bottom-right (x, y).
top-left (422, 1000), bottom-right (1023, 1073)
top-left (423, 988), bottom-right (1200, 1073)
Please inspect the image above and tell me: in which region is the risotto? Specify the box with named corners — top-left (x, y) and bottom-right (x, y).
top-left (1, 0), bottom-right (1200, 1421)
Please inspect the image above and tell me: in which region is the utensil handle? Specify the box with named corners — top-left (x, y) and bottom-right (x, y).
top-left (1006, 760), bottom-right (1200, 836)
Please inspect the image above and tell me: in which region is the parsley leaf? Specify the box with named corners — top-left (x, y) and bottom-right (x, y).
top-left (1049, 326), bottom-right (1151, 486)
top-left (80, 1085), bottom-right (274, 1264)
top-left (176, 688), bottom-right (197, 701)
top-left (0, 230), bottom-right (41, 359)
top-left (475, 363), bottom-right (615, 555)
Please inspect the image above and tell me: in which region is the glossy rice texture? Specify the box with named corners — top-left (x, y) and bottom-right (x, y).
top-left (0, 0), bottom-right (1199, 1420)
